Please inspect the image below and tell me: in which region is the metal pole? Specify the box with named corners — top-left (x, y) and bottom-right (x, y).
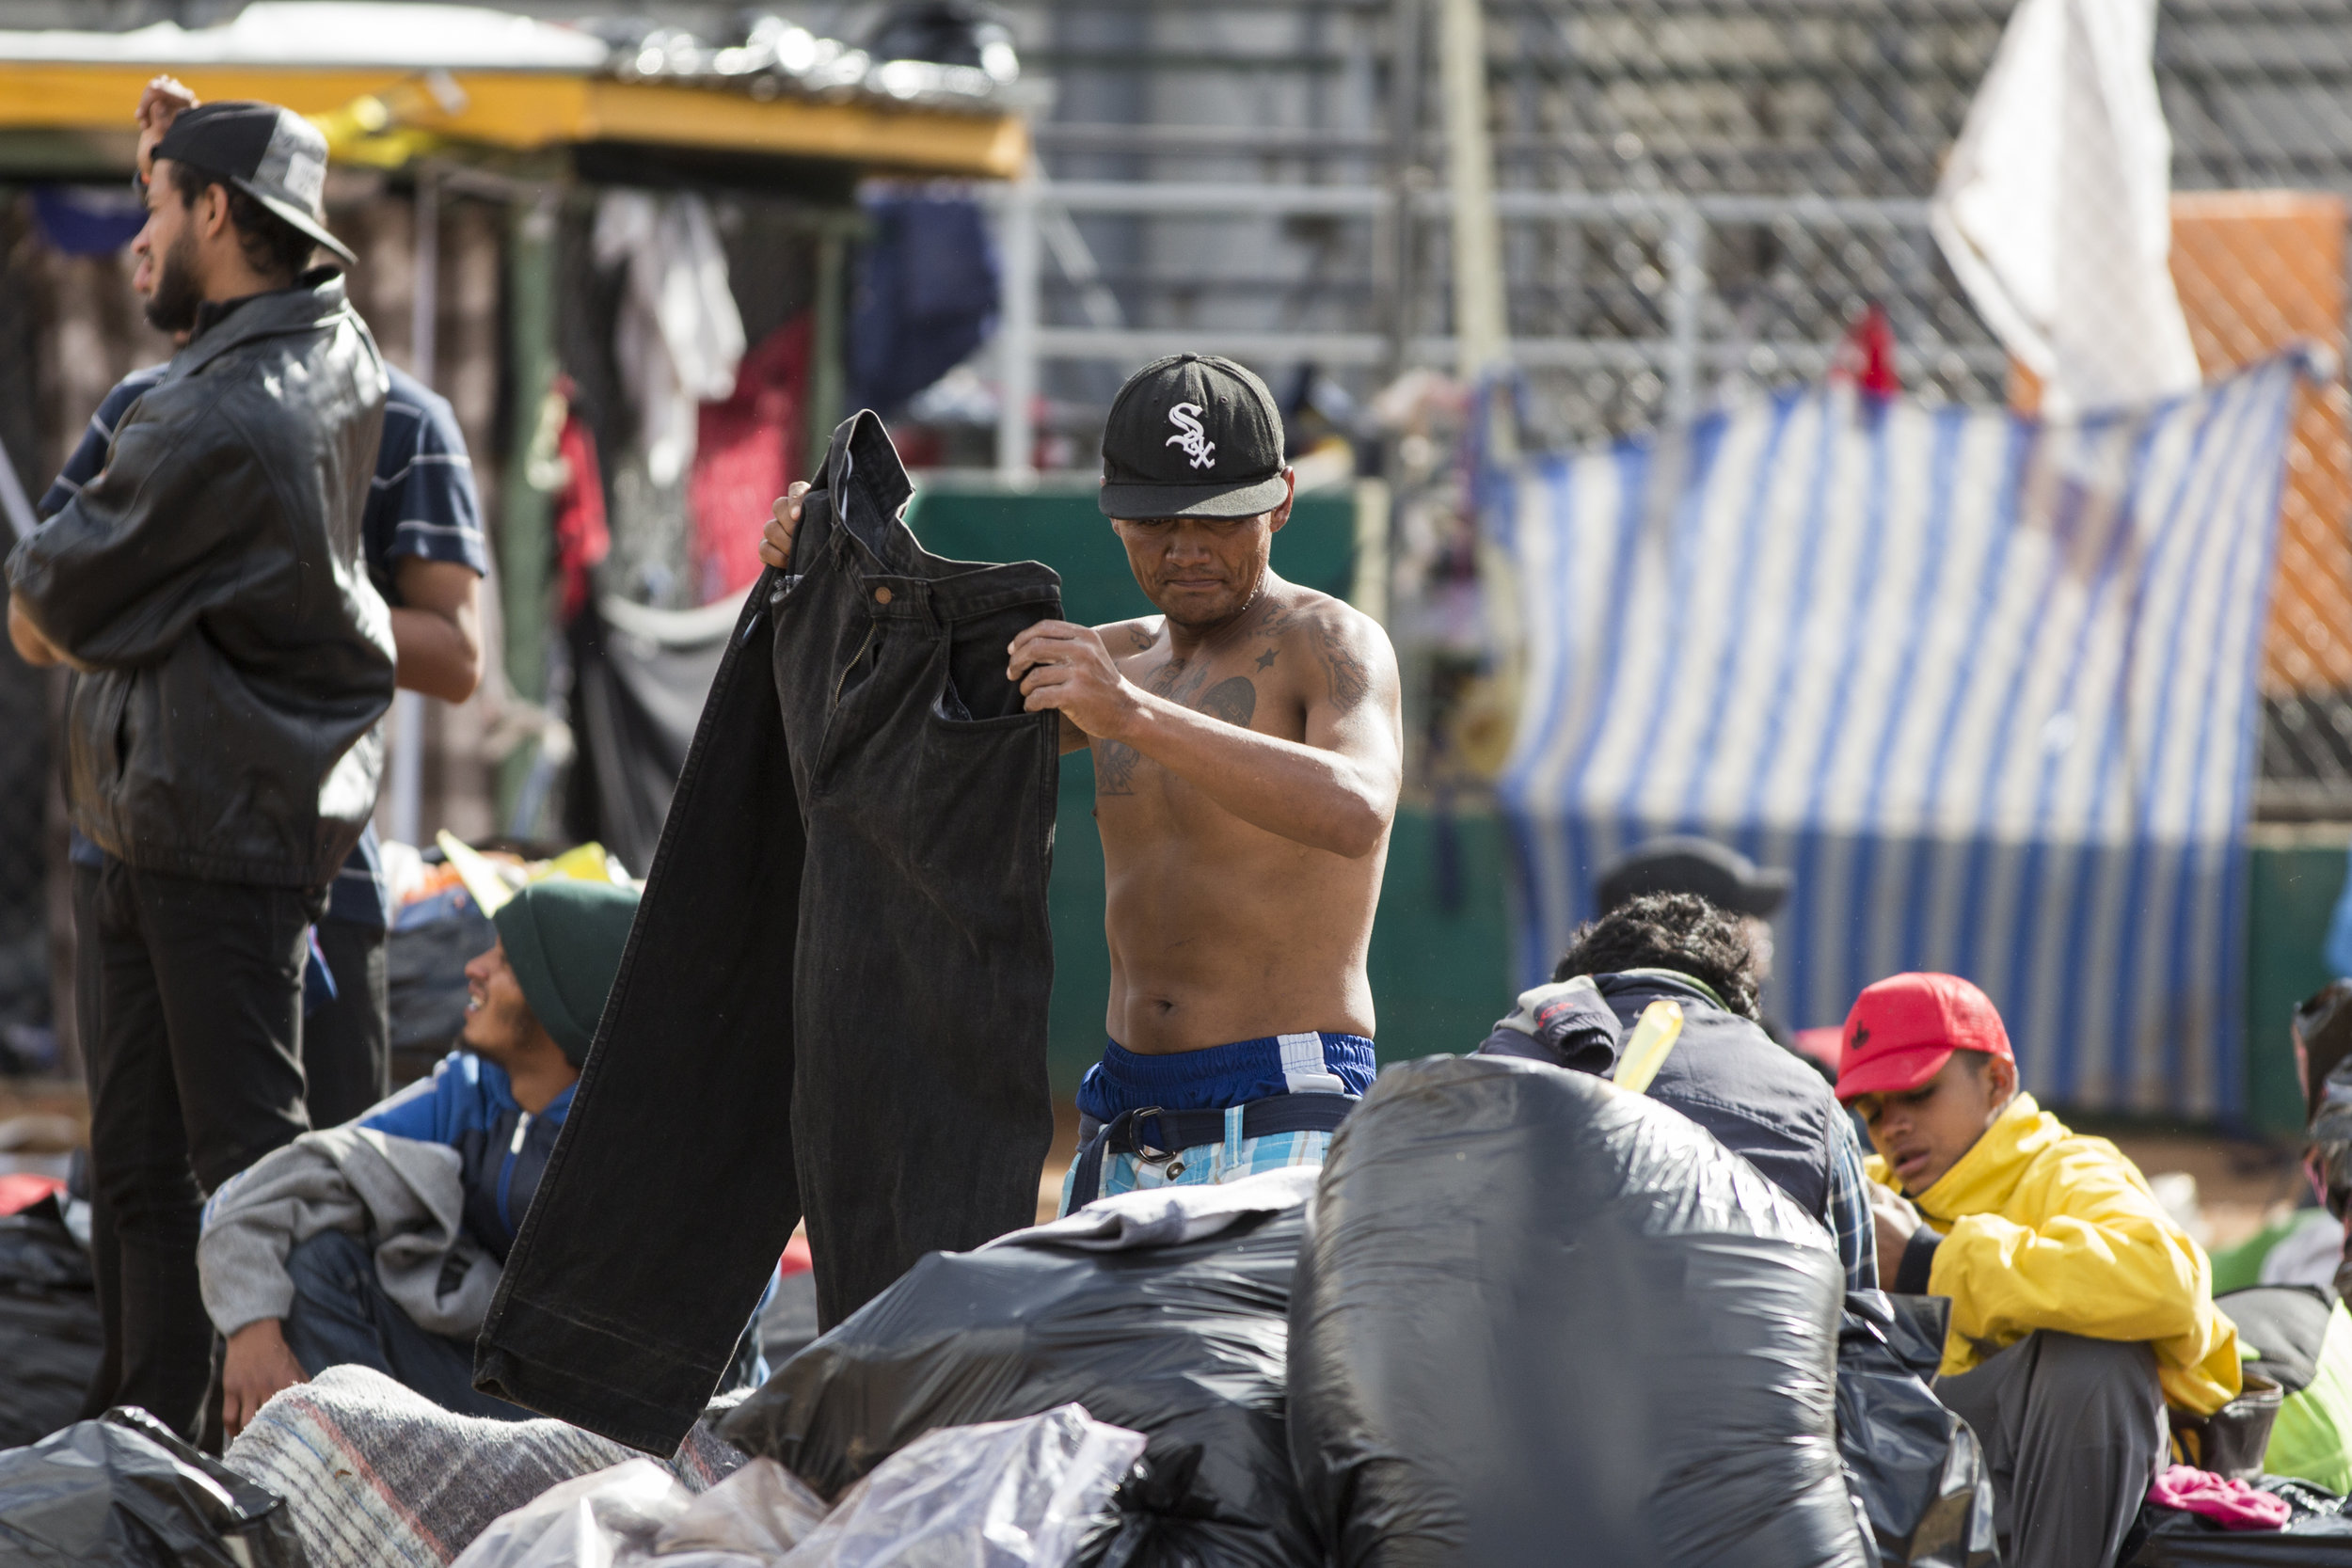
top-left (1385, 0), bottom-right (1423, 379)
top-left (496, 194), bottom-right (560, 825)
top-left (1663, 201), bottom-right (1705, 424)
top-left (389, 167), bottom-right (438, 848)
top-left (997, 164), bottom-right (1041, 479)
top-left (807, 217), bottom-right (850, 465)
top-left (1438, 0), bottom-right (1506, 381)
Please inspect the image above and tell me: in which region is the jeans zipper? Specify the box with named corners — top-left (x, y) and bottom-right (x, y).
top-left (831, 623), bottom-right (877, 708)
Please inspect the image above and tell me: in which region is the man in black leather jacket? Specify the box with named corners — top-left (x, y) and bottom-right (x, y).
top-left (5, 96), bottom-right (392, 1438)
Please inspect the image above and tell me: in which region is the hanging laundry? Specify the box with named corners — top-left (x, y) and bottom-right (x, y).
top-left (848, 193), bottom-right (999, 416)
top-left (689, 315), bottom-right (810, 605)
top-left (526, 377), bottom-right (611, 624)
top-left (1930, 0), bottom-right (2201, 412)
top-left (591, 191), bottom-right (746, 486)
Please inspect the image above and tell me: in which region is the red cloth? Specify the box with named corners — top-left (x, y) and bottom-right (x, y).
top-left (1833, 303), bottom-right (1902, 397)
top-left (2148, 1465), bottom-right (2293, 1531)
top-left (690, 315), bottom-right (810, 605)
top-left (551, 402), bottom-right (609, 625)
top-left (779, 1233), bottom-right (814, 1276)
top-left (0, 1173), bottom-right (65, 1216)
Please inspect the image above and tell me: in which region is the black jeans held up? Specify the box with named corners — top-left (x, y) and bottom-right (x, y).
top-left (474, 413), bottom-right (1062, 1452)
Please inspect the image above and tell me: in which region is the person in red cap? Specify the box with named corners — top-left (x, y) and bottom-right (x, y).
top-left (1838, 973), bottom-right (2241, 1568)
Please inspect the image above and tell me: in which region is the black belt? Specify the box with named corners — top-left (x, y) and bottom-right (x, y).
top-left (1065, 1093), bottom-right (1359, 1211)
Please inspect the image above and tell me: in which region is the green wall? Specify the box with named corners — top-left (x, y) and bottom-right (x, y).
top-left (906, 480), bottom-right (1514, 1089)
top-left (2246, 825), bottom-right (2352, 1135)
top-left (903, 480), bottom-right (1356, 620)
top-left (905, 481), bottom-right (2352, 1115)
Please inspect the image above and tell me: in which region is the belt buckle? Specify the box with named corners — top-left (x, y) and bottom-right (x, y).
top-left (1126, 1106), bottom-right (1177, 1165)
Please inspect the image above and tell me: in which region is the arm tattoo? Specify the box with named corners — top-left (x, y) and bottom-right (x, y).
top-left (1311, 618), bottom-right (1372, 714)
top-left (1126, 624), bottom-right (1156, 651)
top-left (1096, 655), bottom-right (1202, 796)
top-left (1200, 676), bottom-right (1257, 729)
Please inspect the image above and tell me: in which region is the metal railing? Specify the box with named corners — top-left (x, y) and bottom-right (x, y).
top-left (986, 178), bottom-right (2000, 471)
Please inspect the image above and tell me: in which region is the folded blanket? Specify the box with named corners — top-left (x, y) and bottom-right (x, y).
top-left (224, 1365), bottom-right (744, 1568)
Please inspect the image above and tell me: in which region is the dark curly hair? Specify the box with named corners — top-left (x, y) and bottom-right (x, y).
top-left (1551, 892), bottom-right (1760, 1020)
top-left (167, 160), bottom-right (314, 284)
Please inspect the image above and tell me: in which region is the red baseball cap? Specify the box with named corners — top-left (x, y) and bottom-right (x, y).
top-left (1836, 973), bottom-right (2014, 1103)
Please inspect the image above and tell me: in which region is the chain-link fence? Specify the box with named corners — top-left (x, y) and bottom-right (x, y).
top-left (1012, 0), bottom-right (2352, 814)
top-left (0, 198), bottom-right (86, 1064)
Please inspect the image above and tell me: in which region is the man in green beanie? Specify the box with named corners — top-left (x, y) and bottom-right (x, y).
top-left (199, 879), bottom-right (761, 1432)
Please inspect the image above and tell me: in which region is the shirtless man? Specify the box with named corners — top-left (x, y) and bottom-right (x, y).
top-left (763, 354), bottom-right (1401, 1210)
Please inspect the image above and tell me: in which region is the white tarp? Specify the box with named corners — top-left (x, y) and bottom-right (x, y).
top-left (1931, 0), bottom-right (2202, 414)
top-left (0, 3), bottom-right (609, 69)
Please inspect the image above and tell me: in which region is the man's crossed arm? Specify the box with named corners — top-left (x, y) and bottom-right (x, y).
top-left (1006, 613), bottom-right (1400, 859)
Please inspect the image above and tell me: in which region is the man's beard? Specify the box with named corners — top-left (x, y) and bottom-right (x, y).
top-left (142, 231), bottom-right (202, 335)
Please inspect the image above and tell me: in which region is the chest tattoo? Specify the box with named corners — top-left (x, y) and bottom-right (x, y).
top-left (1095, 658), bottom-right (1258, 796)
top-left (1200, 676), bottom-right (1257, 728)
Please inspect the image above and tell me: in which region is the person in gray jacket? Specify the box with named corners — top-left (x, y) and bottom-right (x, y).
top-left (5, 95), bottom-right (393, 1438)
top-left (203, 879), bottom-right (639, 1435)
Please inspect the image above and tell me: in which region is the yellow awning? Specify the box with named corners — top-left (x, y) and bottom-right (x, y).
top-left (0, 62), bottom-right (1027, 179)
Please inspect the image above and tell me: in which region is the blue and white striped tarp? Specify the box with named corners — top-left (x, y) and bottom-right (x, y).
top-left (1498, 356), bottom-right (2306, 1117)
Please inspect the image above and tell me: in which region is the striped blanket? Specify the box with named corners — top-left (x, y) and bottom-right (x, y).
top-left (223, 1365), bottom-right (744, 1568)
top-left (1499, 356), bottom-right (2306, 1117)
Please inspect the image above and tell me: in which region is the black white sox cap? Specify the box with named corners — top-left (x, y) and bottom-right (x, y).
top-left (1098, 353), bottom-right (1289, 519)
top-left (151, 101), bottom-right (355, 265)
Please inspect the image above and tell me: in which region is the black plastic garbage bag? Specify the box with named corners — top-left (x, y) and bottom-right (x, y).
top-left (1288, 1053), bottom-right (1867, 1568)
top-left (718, 1209), bottom-right (1316, 1568)
top-left (0, 1406), bottom-right (306, 1566)
top-left (1836, 1291), bottom-right (1997, 1568)
top-left (0, 1194), bottom-right (103, 1447)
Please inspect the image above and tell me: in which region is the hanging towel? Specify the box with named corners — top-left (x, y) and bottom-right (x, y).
top-left (1931, 0), bottom-right (2201, 413)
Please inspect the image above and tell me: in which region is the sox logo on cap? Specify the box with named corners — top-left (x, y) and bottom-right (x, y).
top-left (1165, 403), bottom-right (1216, 470)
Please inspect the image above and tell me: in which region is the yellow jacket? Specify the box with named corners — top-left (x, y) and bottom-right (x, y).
top-left (1867, 1093), bottom-right (2240, 1417)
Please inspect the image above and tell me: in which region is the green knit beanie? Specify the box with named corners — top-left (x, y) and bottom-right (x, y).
top-left (491, 879), bottom-right (642, 1067)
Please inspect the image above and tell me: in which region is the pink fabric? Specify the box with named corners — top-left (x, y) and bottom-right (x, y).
top-left (2148, 1465), bottom-right (2293, 1530)
top-left (552, 406), bottom-right (609, 625)
top-left (0, 1174), bottom-right (64, 1216)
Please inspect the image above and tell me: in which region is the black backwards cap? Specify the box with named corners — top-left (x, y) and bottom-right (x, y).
top-left (1099, 353), bottom-right (1289, 519)
top-left (151, 101), bottom-right (354, 265)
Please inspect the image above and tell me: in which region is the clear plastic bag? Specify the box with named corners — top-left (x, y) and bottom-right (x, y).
top-left (785, 1404), bottom-right (1145, 1568)
top-left (655, 1460), bottom-right (832, 1560)
top-left (450, 1459), bottom-right (691, 1568)
top-left (453, 1409), bottom-right (1137, 1568)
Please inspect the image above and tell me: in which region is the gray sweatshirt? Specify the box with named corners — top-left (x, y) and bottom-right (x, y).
top-left (198, 1123), bottom-right (501, 1340)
